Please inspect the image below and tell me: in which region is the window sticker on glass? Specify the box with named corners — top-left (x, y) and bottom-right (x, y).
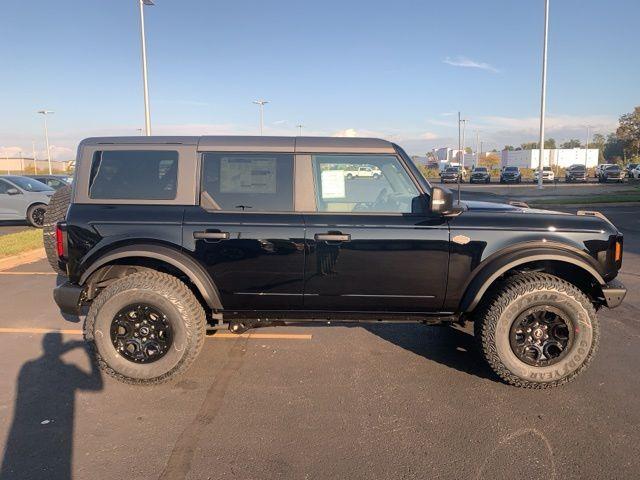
top-left (220, 157), bottom-right (277, 194)
top-left (320, 170), bottom-right (346, 199)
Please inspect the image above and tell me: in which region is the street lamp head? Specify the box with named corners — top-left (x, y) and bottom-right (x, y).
top-left (253, 100), bottom-right (269, 106)
top-left (142, 0), bottom-right (155, 5)
top-left (37, 110), bottom-right (54, 115)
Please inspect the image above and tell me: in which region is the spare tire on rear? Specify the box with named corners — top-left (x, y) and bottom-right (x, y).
top-left (43, 184), bottom-right (72, 274)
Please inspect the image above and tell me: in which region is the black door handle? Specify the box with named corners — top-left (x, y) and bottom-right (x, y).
top-left (194, 231), bottom-right (230, 240)
top-left (314, 233), bottom-right (351, 242)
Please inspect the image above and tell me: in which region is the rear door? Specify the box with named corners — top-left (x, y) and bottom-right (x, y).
top-left (0, 179), bottom-right (24, 219)
top-left (182, 151), bottom-right (306, 311)
top-left (302, 153), bottom-right (450, 312)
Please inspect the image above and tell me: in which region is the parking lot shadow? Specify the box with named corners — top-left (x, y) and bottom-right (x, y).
top-left (361, 323), bottom-right (498, 382)
top-left (0, 333), bottom-right (103, 480)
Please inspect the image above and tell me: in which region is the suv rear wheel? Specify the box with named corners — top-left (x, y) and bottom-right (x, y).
top-left (84, 271), bottom-right (206, 384)
top-left (474, 272), bottom-right (599, 388)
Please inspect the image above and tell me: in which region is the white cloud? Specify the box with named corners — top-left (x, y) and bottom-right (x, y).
top-left (443, 56), bottom-right (499, 73)
top-left (419, 132), bottom-right (439, 140)
top-left (332, 128), bottom-right (360, 138)
top-left (478, 114), bottom-right (616, 134)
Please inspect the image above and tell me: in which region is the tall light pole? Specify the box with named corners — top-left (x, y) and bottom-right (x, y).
top-left (475, 130), bottom-right (480, 168)
top-left (253, 100), bottom-right (269, 135)
top-left (37, 110), bottom-right (54, 175)
top-left (32, 141), bottom-right (38, 174)
top-left (457, 114), bottom-right (468, 205)
top-left (457, 112), bottom-right (462, 204)
top-left (584, 125), bottom-right (592, 167)
top-left (537, 0), bottom-right (550, 190)
top-left (296, 124), bottom-right (304, 136)
top-left (139, 0), bottom-right (154, 136)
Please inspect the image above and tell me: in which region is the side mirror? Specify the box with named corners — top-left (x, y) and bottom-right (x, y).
top-left (430, 185), bottom-right (454, 215)
top-left (7, 188), bottom-right (21, 195)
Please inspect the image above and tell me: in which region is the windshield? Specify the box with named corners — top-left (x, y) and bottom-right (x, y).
top-left (606, 165), bottom-right (621, 171)
top-left (570, 165), bottom-right (585, 171)
top-left (6, 176), bottom-right (53, 192)
top-left (445, 167), bottom-right (459, 172)
top-left (543, 167), bottom-right (552, 171)
top-left (474, 167), bottom-right (487, 172)
top-left (505, 167), bottom-right (518, 172)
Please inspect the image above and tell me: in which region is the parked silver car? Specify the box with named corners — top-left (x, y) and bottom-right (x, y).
top-left (0, 176), bottom-right (54, 227)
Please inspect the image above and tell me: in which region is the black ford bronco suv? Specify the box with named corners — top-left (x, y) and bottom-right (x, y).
top-left (50, 136), bottom-right (626, 388)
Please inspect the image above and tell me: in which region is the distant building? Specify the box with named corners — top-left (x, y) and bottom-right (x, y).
top-left (501, 149), bottom-right (599, 169)
top-left (0, 157), bottom-right (69, 173)
top-left (433, 147), bottom-right (465, 163)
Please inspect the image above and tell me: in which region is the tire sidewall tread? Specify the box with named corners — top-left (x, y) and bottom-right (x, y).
top-left (84, 271), bottom-right (206, 385)
top-left (475, 272), bottom-right (599, 389)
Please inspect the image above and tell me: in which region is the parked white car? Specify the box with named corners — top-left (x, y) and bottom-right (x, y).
top-left (534, 166), bottom-right (555, 182)
top-left (343, 165), bottom-right (382, 179)
top-left (631, 165), bottom-right (640, 179)
top-left (0, 176), bottom-right (54, 227)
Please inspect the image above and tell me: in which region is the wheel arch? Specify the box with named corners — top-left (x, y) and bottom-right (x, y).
top-left (26, 201), bottom-right (48, 214)
top-left (79, 244), bottom-right (222, 310)
top-left (460, 247), bottom-right (605, 313)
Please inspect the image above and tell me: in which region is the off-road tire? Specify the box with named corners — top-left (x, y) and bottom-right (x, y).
top-left (43, 185), bottom-right (72, 273)
top-left (84, 271), bottom-right (206, 385)
top-left (474, 272), bottom-right (599, 389)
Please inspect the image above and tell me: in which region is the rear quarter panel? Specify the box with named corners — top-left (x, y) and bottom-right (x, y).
top-left (65, 204), bottom-right (185, 283)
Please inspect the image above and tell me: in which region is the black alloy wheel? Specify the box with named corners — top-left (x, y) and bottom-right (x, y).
top-left (509, 306), bottom-right (573, 367)
top-left (28, 205), bottom-right (47, 227)
top-left (110, 304), bottom-right (172, 364)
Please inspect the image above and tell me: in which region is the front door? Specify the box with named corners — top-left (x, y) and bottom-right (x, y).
top-left (303, 154), bottom-right (449, 312)
top-left (183, 152), bottom-right (306, 311)
top-left (0, 179), bottom-right (23, 219)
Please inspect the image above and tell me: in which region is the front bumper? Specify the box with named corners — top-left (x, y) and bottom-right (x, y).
top-left (601, 278), bottom-right (627, 309)
top-left (53, 281), bottom-right (84, 315)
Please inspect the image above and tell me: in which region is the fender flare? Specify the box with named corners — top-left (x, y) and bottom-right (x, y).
top-left (79, 244), bottom-right (222, 310)
top-left (459, 246), bottom-right (605, 312)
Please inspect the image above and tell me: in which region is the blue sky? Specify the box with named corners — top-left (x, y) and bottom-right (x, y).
top-left (1, 0), bottom-right (638, 159)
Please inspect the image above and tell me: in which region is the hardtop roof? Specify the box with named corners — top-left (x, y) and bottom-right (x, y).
top-left (79, 136), bottom-right (397, 154)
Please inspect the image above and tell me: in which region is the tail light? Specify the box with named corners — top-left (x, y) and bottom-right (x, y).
top-left (55, 222), bottom-right (67, 258)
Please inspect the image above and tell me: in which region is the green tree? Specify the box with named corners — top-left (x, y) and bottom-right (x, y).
top-left (590, 133), bottom-right (606, 162)
top-left (616, 106), bottom-right (640, 157)
top-left (604, 133), bottom-right (625, 162)
top-left (520, 138), bottom-right (556, 150)
top-left (560, 139), bottom-right (582, 149)
top-left (503, 145), bottom-right (515, 151)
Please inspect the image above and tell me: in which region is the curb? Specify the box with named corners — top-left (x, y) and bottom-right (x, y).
top-left (0, 248), bottom-right (47, 272)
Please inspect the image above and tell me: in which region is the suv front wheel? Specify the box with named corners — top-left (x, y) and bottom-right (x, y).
top-left (84, 271), bottom-right (206, 384)
top-left (475, 272), bottom-right (599, 388)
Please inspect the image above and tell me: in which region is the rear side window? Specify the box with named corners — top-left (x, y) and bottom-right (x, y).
top-left (201, 153), bottom-right (294, 212)
top-left (89, 150), bottom-right (178, 200)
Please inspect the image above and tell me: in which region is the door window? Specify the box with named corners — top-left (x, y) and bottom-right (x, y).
top-left (89, 150), bottom-right (178, 200)
top-left (0, 179), bottom-right (12, 194)
top-left (312, 155), bottom-right (420, 213)
top-left (201, 153), bottom-right (294, 212)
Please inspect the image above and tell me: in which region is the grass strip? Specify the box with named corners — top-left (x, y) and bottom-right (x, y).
top-left (0, 229), bottom-right (43, 259)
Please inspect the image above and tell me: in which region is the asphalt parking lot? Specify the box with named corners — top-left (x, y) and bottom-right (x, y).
top-left (0, 205), bottom-right (639, 479)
